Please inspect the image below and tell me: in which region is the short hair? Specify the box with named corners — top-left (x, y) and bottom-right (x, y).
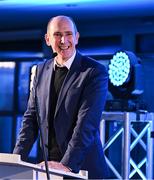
top-left (47, 15), bottom-right (78, 34)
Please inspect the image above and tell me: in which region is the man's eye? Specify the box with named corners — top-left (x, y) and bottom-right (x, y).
top-left (66, 33), bottom-right (73, 36)
top-left (54, 33), bottom-right (61, 37)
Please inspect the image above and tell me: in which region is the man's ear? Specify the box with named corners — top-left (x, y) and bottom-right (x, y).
top-left (45, 34), bottom-right (50, 46)
top-left (75, 32), bottom-right (80, 45)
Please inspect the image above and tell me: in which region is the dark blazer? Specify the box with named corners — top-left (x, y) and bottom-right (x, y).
top-left (13, 51), bottom-right (109, 179)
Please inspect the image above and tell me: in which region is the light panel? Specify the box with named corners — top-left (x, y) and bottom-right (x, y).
top-left (109, 51), bottom-right (130, 86)
top-left (0, 0), bottom-right (153, 6)
top-left (0, 0), bottom-right (103, 6)
top-left (108, 50), bottom-right (143, 101)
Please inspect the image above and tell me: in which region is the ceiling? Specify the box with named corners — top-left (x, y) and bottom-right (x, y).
top-left (0, 0), bottom-right (154, 31)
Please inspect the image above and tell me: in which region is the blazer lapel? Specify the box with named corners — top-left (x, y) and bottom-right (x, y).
top-left (44, 60), bottom-right (54, 121)
top-left (54, 52), bottom-right (82, 118)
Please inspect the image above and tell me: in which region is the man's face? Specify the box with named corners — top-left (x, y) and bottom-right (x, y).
top-left (45, 17), bottom-right (79, 61)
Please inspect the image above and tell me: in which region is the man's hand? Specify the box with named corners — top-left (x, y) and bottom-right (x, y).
top-left (39, 161), bottom-right (71, 172)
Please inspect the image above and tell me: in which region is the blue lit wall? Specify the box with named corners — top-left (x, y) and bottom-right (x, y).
top-left (0, 61), bottom-right (40, 162)
top-left (0, 117), bottom-right (13, 153)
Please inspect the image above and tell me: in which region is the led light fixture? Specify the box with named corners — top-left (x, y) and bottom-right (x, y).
top-left (109, 51), bottom-right (130, 86)
top-left (108, 51), bottom-right (143, 100)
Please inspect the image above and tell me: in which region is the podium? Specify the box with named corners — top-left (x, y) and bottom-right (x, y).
top-left (0, 153), bottom-right (88, 179)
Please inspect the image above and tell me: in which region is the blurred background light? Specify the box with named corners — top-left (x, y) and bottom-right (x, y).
top-left (0, 0), bottom-right (152, 5)
top-left (0, 0), bottom-right (104, 6)
top-left (0, 62), bottom-right (15, 68)
top-left (30, 65), bottom-right (37, 92)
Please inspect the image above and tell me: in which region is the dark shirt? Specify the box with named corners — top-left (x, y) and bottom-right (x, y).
top-left (48, 66), bottom-right (68, 161)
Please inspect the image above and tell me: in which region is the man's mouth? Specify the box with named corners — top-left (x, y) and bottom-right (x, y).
top-left (59, 46), bottom-right (69, 50)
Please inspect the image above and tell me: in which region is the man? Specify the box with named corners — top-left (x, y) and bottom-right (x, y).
top-left (13, 15), bottom-right (109, 179)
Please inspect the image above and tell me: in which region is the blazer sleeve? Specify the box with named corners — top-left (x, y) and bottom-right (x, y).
top-left (61, 64), bottom-right (108, 172)
top-left (13, 66), bottom-right (38, 161)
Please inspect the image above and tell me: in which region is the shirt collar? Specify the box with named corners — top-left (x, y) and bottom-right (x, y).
top-left (53, 50), bottom-right (76, 70)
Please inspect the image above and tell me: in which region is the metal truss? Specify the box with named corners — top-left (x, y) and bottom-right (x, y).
top-left (100, 112), bottom-right (154, 179)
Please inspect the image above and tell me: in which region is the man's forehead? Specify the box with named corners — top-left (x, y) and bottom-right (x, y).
top-left (49, 19), bottom-right (74, 32)
top-left (50, 18), bottom-right (73, 27)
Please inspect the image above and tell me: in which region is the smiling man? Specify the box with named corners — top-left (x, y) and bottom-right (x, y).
top-left (45, 16), bottom-right (79, 64)
top-left (13, 15), bottom-right (110, 179)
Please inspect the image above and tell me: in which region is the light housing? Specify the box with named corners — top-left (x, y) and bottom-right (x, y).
top-left (108, 51), bottom-right (143, 100)
top-left (109, 51), bottom-right (130, 86)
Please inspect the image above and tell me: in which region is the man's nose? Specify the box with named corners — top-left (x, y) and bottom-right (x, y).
top-left (61, 36), bottom-right (65, 43)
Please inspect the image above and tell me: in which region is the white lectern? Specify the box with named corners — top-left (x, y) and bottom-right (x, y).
top-left (0, 153), bottom-right (88, 179)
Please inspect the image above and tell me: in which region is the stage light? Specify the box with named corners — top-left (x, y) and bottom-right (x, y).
top-left (106, 51), bottom-right (144, 111)
top-left (109, 51), bottom-right (130, 86)
top-left (108, 51), bottom-right (143, 99)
